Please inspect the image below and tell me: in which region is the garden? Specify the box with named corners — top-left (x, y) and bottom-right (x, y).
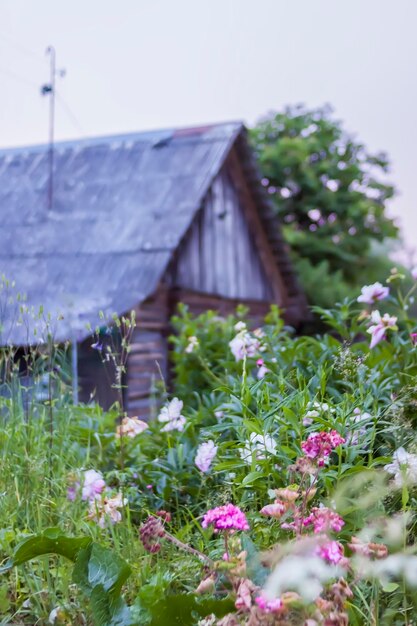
top-left (0, 271), bottom-right (417, 625)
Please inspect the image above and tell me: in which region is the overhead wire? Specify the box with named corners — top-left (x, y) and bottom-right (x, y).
top-left (0, 31), bottom-right (45, 64)
top-left (0, 36), bottom-right (86, 140)
top-left (0, 65), bottom-right (39, 89)
top-left (56, 92), bottom-right (85, 135)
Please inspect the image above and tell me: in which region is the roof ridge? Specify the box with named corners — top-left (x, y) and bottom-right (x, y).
top-left (0, 120), bottom-right (244, 156)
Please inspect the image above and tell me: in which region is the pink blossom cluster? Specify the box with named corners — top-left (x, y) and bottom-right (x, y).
top-left (87, 492), bottom-right (126, 528)
top-left (357, 282), bottom-right (389, 305)
top-left (260, 500), bottom-right (287, 519)
top-left (67, 469), bottom-right (106, 502)
top-left (202, 504), bottom-right (250, 533)
top-left (303, 507), bottom-right (345, 534)
top-left (316, 540), bottom-right (346, 566)
top-left (367, 310), bottom-right (397, 349)
top-left (195, 440), bottom-right (218, 473)
top-left (255, 593), bottom-right (283, 614)
top-left (301, 430), bottom-right (345, 467)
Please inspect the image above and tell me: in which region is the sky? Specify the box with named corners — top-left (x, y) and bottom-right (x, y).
top-left (1, 0), bottom-right (416, 257)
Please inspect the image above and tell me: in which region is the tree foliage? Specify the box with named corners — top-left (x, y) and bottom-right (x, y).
top-left (251, 104), bottom-right (399, 307)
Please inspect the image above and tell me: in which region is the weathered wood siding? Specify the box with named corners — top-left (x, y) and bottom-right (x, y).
top-left (170, 287), bottom-right (271, 328)
top-left (125, 287), bottom-right (169, 418)
top-left (169, 168), bottom-right (275, 302)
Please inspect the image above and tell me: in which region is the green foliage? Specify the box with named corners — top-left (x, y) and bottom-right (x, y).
top-left (251, 104), bottom-right (399, 307)
top-left (4, 529), bottom-right (134, 626)
top-left (1, 275), bottom-right (417, 623)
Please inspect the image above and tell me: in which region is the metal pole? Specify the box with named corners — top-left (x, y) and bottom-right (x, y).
top-left (46, 46), bottom-right (56, 211)
top-left (72, 332), bottom-right (78, 405)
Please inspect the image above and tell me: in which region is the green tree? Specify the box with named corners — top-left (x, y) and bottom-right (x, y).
top-left (251, 104), bottom-right (398, 307)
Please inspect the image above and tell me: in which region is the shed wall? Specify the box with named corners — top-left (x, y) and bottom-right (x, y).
top-left (168, 168), bottom-right (274, 302)
top-left (125, 286), bottom-right (169, 418)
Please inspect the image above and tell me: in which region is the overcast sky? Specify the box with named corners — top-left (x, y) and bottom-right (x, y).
top-left (1, 0), bottom-right (416, 256)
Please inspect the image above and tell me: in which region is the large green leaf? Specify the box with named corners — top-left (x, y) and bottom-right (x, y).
top-left (2, 529), bottom-right (136, 626)
top-left (145, 594), bottom-right (234, 626)
top-left (73, 543), bottom-right (131, 597)
top-left (1, 527), bottom-right (91, 572)
top-left (90, 585), bottom-right (135, 626)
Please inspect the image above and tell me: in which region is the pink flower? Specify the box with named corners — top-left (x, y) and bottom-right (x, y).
top-left (411, 267), bottom-right (417, 281)
top-left (87, 492), bottom-right (126, 528)
top-left (357, 282), bottom-right (389, 304)
top-left (235, 579), bottom-right (255, 611)
top-left (260, 501), bottom-right (287, 519)
top-left (202, 504), bottom-right (249, 533)
top-left (229, 331), bottom-right (260, 361)
top-left (255, 593), bottom-right (283, 614)
top-left (411, 333), bottom-right (417, 346)
top-left (256, 358), bottom-right (269, 379)
top-left (195, 440), bottom-right (218, 473)
top-left (367, 310), bottom-right (397, 349)
top-left (301, 431), bottom-right (345, 466)
top-left (81, 470), bottom-right (106, 501)
top-left (316, 540), bottom-right (345, 565)
top-left (115, 416), bottom-right (148, 438)
top-left (303, 507), bottom-right (344, 533)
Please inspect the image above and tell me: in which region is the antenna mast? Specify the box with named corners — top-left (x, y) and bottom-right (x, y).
top-left (41, 46), bottom-right (65, 211)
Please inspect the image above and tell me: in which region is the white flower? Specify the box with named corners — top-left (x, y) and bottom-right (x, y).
top-left (158, 397), bottom-right (187, 432)
top-left (264, 554), bottom-right (342, 602)
top-left (48, 607), bottom-right (63, 624)
top-left (234, 321), bottom-right (247, 332)
top-left (357, 282), bottom-right (389, 305)
top-left (411, 267), bottom-right (417, 281)
top-left (195, 440), bottom-right (218, 473)
top-left (81, 470), bottom-right (106, 501)
top-left (257, 365), bottom-right (269, 379)
top-left (240, 433), bottom-right (277, 464)
top-left (88, 492), bottom-right (127, 528)
top-left (361, 553), bottom-right (417, 588)
top-left (116, 416), bottom-right (148, 438)
top-left (367, 310), bottom-right (397, 349)
top-left (229, 332), bottom-right (260, 361)
top-left (303, 402), bottom-right (335, 426)
top-left (346, 408), bottom-right (371, 445)
top-left (185, 336), bottom-right (199, 354)
top-left (384, 447), bottom-right (417, 487)
top-left (303, 410), bottom-right (319, 426)
top-left (325, 179), bottom-right (339, 192)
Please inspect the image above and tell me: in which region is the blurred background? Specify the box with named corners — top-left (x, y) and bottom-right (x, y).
top-left (1, 0), bottom-right (416, 307)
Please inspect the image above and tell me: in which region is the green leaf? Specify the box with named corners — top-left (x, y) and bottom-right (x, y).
top-left (241, 536), bottom-right (268, 587)
top-left (381, 581), bottom-right (399, 593)
top-left (145, 594), bottom-right (234, 626)
top-left (90, 585), bottom-right (135, 626)
top-left (7, 528), bottom-right (92, 570)
top-left (4, 530), bottom-right (134, 626)
top-left (240, 471), bottom-right (264, 487)
top-left (0, 583), bottom-right (10, 613)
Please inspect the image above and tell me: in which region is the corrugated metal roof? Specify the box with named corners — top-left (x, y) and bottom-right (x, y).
top-left (0, 122), bottom-right (242, 344)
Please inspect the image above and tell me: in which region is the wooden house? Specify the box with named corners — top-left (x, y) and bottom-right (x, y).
top-left (0, 122), bottom-right (308, 415)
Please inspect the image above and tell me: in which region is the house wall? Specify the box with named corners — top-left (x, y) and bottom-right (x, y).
top-left (167, 167), bottom-right (275, 302)
top-left (125, 286), bottom-right (169, 418)
top-left (122, 160), bottom-right (300, 418)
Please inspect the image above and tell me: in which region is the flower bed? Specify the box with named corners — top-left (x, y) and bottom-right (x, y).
top-left (1, 273), bottom-right (417, 624)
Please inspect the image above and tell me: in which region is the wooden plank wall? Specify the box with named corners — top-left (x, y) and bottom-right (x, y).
top-left (171, 287), bottom-right (271, 329)
top-left (125, 286), bottom-right (169, 418)
top-left (170, 169), bottom-right (275, 302)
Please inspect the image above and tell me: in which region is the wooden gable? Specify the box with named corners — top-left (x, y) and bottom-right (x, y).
top-left (166, 149), bottom-right (290, 315)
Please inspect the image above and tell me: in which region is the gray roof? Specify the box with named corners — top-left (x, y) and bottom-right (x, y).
top-left (0, 122), bottom-right (242, 344)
